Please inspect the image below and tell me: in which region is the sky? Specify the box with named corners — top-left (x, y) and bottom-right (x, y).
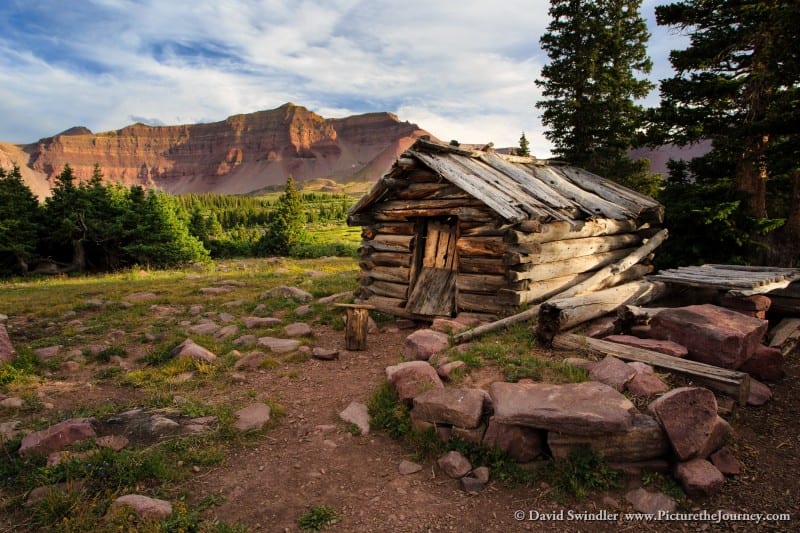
top-left (0, 0), bottom-right (684, 157)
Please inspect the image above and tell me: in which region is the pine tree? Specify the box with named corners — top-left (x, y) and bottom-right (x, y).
top-left (0, 165), bottom-right (41, 274)
top-left (653, 0), bottom-right (800, 263)
top-left (257, 175), bottom-right (309, 255)
top-left (536, 0), bottom-right (657, 192)
top-left (517, 132), bottom-right (531, 157)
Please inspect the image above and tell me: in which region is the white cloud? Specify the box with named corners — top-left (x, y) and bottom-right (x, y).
top-left (0, 0), bottom-right (679, 156)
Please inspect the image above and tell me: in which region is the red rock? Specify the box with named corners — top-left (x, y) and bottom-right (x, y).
top-left (233, 403), bottom-right (271, 431)
top-left (626, 373), bottom-right (669, 397)
top-left (648, 387), bottom-right (731, 461)
top-left (739, 344), bottom-right (784, 381)
top-left (0, 324), bottom-right (15, 363)
top-left (109, 494), bottom-right (172, 519)
top-left (451, 423), bottom-right (487, 444)
top-left (710, 446), bottom-right (741, 475)
top-left (584, 316), bottom-right (617, 338)
top-left (490, 381), bottom-right (636, 435)
top-left (720, 294), bottom-right (771, 319)
top-left (171, 339), bottom-right (217, 362)
top-left (403, 329), bottom-right (449, 361)
top-left (627, 362), bottom-right (654, 375)
top-left (430, 318), bottom-right (470, 334)
top-left (411, 388), bottom-right (485, 429)
top-left (589, 355), bottom-right (637, 391)
top-left (284, 322), bottom-right (313, 337)
top-left (19, 418), bottom-right (97, 458)
top-left (548, 414), bottom-right (669, 462)
top-left (674, 459), bottom-right (725, 498)
top-left (747, 378), bottom-right (772, 406)
top-left (311, 347), bottom-right (339, 361)
top-left (483, 417), bottom-right (544, 462)
top-left (604, 334), bottom-right (689, 358)
top-left (629, 325), bottom-right (652, 339)
top-left (649, 304), bottom-right (768, 369)
top-left (436, 360), bottom-right (466, 380)
top-left (437, 451), bottom-right (472, 478)
top-left (385, 361), bottom-right (443, 402)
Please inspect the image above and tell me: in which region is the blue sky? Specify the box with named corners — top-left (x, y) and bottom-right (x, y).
top-left (0, 0), bottom-right (683, 157)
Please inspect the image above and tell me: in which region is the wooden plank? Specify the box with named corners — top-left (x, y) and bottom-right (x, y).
top-left (360, 235), bottom-right (414, 253)
top-left (765, 295), bottom-right (800, 315)
top-left (537, 280), bottom-right (669, 345)
top-left (457, 236), bottom-right (506, 257)
top-left (456, 273), bottom-right (509, 293)
top-left (406, 220), bottom-right (458, 316)
top-left (367, 280), bottom-right (409, 299)
top-left (358, 251), bottom-right (411, 267)
top-left (553, 333), bottom-right (750, 405)
top-left (460, 222), bottom-right (510, 237)
top-left (459, 257), bottom-right (506, 275)
top-left (457, 292), bottom-right (512, 314)
top-left (349, 206), bottom-right (495, 224)
top-left (507, 218), bottom-right (640, 245)
top-left (361, 265), bottom-right (410, 284)
top-left (370, 198), bottom-right (486, 212)
top-left (508, 248), bottom-right (633, 282)
top-left (392, 182), bottom-right (470, 200)
top-left (411, 150), bottom-right (527, 222)
top-left (527, 165), bottom-right (633, 220)
top-left (507, 233), bottom-right (641, 264)
top-left (361, 223), bottom-right (416, 239)
top-left (505, 272), bottom-right (594, 305)
top-left (557, 166), bottom-right (662, 217)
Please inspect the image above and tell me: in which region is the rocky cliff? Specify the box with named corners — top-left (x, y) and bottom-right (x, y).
top-left (0, 103), bottom-right (429, 196)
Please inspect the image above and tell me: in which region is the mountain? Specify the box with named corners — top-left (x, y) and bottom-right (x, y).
top-left (0, 103), bottom-right (430, 197)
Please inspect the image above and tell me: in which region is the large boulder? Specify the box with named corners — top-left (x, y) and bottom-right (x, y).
top-left (410, 388), bottom-right (486, 429)
top-left (482, 417), bottom-right (544, 463)
top-left (648, 387), bottom-right (731, 461)
top-left (489, 381), bottom-right (636, 435)
top-left (649, 305), bottom-right (768, 369)
top-left (19, 418), bottom-right (97, 458)
top-left (404, 329), bottom-right (449, 361)
top-left (548, 414), bottom-right (669, 462)
top-left (385, 361), bottom-right (443, 402)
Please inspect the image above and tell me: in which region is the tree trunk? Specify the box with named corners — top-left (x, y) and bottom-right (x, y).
top-left (735, 134), bottom-right (769, 218)
top-left (72, 240), bottom-right (87, 272)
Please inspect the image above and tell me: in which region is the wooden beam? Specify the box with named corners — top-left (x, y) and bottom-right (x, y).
top-left (508, 248), bottom-right (632, 282)
top-left (507, 218), bottom-right (640, 245)
top-left (553, 333), bottom-right (750, 405)
top-left (456, 273), bottom-right (509, 293)
top-left (457, 236), bottom-right (506, 257)
top-left (505, 233), bottom-right (642, 264)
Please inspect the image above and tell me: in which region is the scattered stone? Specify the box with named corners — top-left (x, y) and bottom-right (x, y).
top-left (171, 339), bottom-right (217, 363)
top-left (284, 322), bottom-right (313, 337)
top-left (563, 357), bottom-right (595, 371)
top-left (294, 305), bottom-right (313, 317)
top-left (411, 388), bottom-right (485, 429)
top-left (739, 344), bottom-right (784, 381)
top-left (1, 397), bottom-right (23, 408)
top-left (149, 415), bottom-right (180, 434)
top-left (0, 324), bottom-right (16, 362)
top-left (243, 317), bottom-right (282, 329)
top-left (404, 329), bottom-right (449, 361)
top-left (222, 299), bottom-right (246, 307)
top-left (0, 313), bottom-right (7, 322)
top-left (317, 291), bottom-right (352, 304)
top-left (260, 286), bottom-right (313, 302)
top-left (648, 387), bottom-right (732, 461)
top-left (200, 286), bottom-right (234, 294)
top-left (490, 381), bottom-right (636, 435)
top-left (85, 298), bottom-right (106, 308)
top-left (188, 322), bottom-right (220, 335)
top-left (233, 352), bottom-right (270, 370)
top-left (431, 318), bottom-right (470, 334)
top-left (95, 435), bottom-right (129, 451)
top-left (674, 458), bottom-right (725, 498)
top-left (437, 360), bottom-right (467, 381)
top-left (398, 460), bottom-right (423, 475)
top-left (188, 305), bottom-right (203, 315)
top-left (628, 362), bottom-right (654, 375)
top-left (215, 325), bottom-right (239, 339)
top-left (747, 378), bottom-right (772, 406)
top-left (548, 414), bottom-right (669, 462)
top-left (649, 304), bottom-right (768, 369)
top-left (385, 361), bottom-right (444, 402)
top-left (218, 312), bottom-right (235, 323)
top-left (233, 403), bottom-right (271, 431)
top-left (214, 279), bottom-right (246, 287)
top-left (233, 335), bottom-right (258, 347)
top-left (257, 337), bottom-right (301, 354)
top-left (19, 418), bottom-right (97, 458)
top-left (604, 335), bottom-right (689, 358)
top-left (109, 494), bottom-right (173, 520)
top-left (451, 423), bottom-right (487, 444)
top-left (460, 476), bottom-right (486, 493)
top-left (126, 292), bottom-right (158, 302)
top-left (625, 487), bottom-right (677, 514)
top-left (473, 466), bottom-right (490, 483)
top-left (482, 418), bottom-right (543, 463)
top-left (34, 345), bottom-right (61, 360)
top-left (710, 446), bottom-right (741, 475)
top-left (0, 420), bottom-right (21, 440)
top-left (437, 451), bottom-right (472, 478)
top-left (626, 372), bottom-right (669, 397)
top-left (60, 361), bottom-right (81, 374)
top-left (589, 355), bottom-right (637, 391)
top-left (230, 372), bottom-right (248, 383)
top-left (584, 316), bottom-right (617, 338)
top-left (26, 481), bottom-right (84, 507)
top-left (312, 347), bottom-right (339, 361)
top-left (339, 402), bottom-right (370, 435)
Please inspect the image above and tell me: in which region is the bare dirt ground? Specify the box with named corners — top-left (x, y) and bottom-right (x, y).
top-left (2, 289), bottom-right (798, 532)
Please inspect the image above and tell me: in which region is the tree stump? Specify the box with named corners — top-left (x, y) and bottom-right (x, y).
top-left (336, 304), bottom-right (374, 351)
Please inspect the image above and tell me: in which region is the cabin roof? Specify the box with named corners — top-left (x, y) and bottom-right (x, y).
top-left (349, 138), bottom-right (663, 224)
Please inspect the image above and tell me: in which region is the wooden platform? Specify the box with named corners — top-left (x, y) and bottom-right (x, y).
top-left (650, 264), bottom-right (800, 294)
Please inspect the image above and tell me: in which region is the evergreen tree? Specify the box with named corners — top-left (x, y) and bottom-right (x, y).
top-left (41, 164), bottom-right (91, 270)
top-left (536, 0), bottom-right (658, 192)
top-left (652, 0), bottom-right (800, 263)
top-left (0, 165), bottom-right (41, 274)
top-left (256, 175), bottom-right (309, 255)
top-left (517, 132), bottom-right (531, 157)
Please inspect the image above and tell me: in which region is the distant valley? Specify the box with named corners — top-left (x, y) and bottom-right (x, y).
top-left (0, 102), bottom-right (430, 198)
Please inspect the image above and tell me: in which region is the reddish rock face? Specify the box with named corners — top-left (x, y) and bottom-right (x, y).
top-left (648, 387), bottom-right (731, 461)
top-left (385, 361), bottom-right (443, 402)
top-left (404, 329), bottom-right (449, 361)
top-left (649, 304), bottom-right (768, 369)
top-left (411, 388), bottom-right (486, 429)
top-left (19, 418), bottom-right (97, 458)
top-left (674, 459), bottom-right (725, 498)
top-left (589, 355), bottom-right (637, 391)
top-left (17, 103), bottom-right (429, 196)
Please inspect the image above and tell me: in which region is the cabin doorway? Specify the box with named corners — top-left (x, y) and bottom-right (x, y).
top-left (405, 218), bottom-right (458, 316)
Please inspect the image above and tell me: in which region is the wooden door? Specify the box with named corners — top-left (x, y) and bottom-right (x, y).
top-left (405, 219), bottom-right (457, 316)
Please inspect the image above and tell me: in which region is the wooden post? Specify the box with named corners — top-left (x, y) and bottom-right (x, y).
top-left (336, 304), bottom-right (374, 351)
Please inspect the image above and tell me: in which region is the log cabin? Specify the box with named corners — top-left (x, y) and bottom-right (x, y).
top-left (347, 138), bottom-right (664, 319)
